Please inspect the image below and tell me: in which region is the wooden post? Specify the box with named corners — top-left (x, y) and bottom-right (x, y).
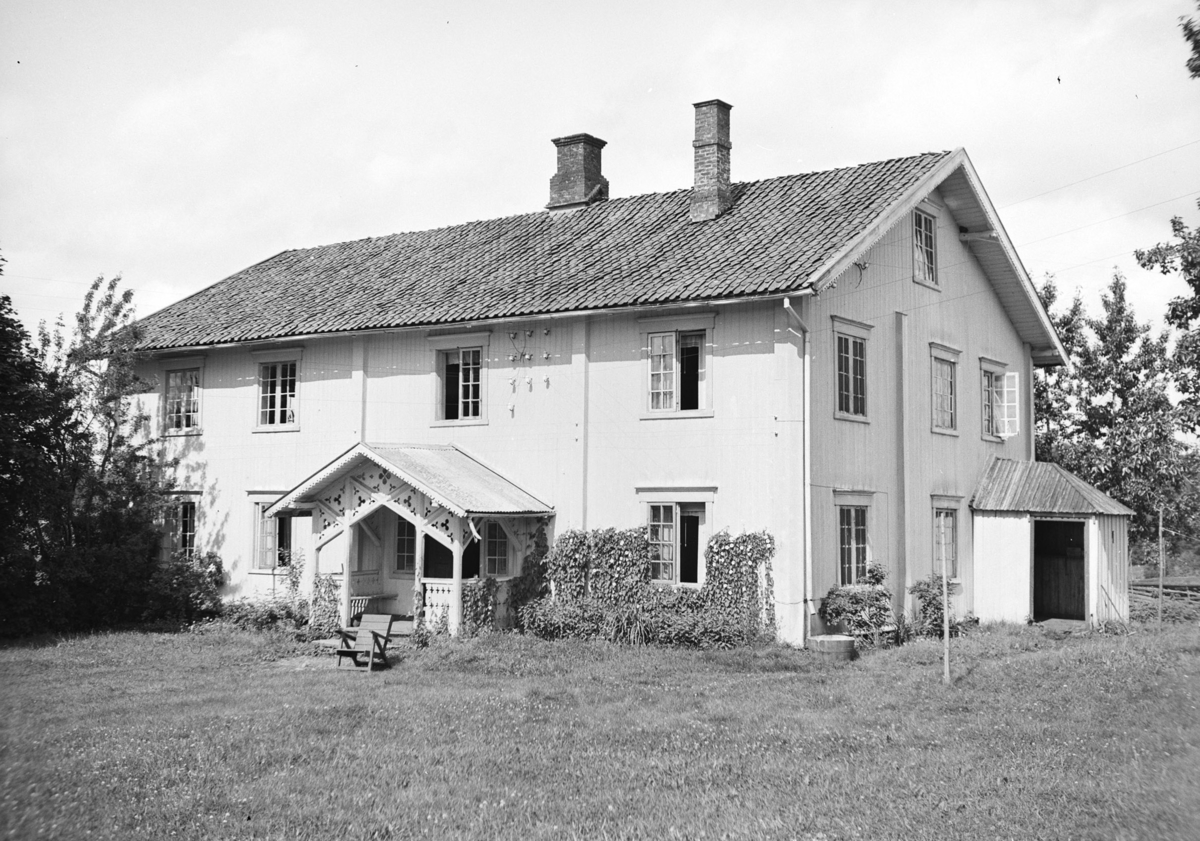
top-left (942, 543), bottom-right (951, 686)
top-left (1158, 507), bottom-right (1164, 629)
top-left (342, 523), bottom-right (356, 628)
top-left (449, 537), bottom-right (464, 637)
top-left (412, 525), bottom-right (426, 628)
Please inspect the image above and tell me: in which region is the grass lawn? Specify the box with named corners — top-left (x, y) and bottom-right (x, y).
top-left (2, 624), bottom-right (1198, 841)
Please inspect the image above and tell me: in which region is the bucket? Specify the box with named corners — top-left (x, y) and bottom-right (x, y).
top-left (808, 634), bottom-right (857, 662)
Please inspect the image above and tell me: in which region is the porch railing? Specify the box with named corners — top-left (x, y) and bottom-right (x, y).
top-left (421, 578), bottom-right (454, 628)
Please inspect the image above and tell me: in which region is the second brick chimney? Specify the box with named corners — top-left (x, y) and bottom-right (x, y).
top-left (547, 133), bottom-right (609, 212)
top-left (690, 99), bottom-right (733, 222)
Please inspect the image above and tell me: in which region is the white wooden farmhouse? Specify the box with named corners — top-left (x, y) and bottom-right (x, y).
top-left (134, 100), bottom-right (1131, 644)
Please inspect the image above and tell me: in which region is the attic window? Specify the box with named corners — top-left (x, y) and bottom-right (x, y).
top-left (914, 209), bottom-right (938, 286)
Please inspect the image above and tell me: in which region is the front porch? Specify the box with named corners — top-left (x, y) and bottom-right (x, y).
top-left (267, 442), bottom-right (554, 635)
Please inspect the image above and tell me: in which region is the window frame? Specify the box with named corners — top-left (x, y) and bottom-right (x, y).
top-left (981, 358), bottom-right (1020, 440)
top-left (484, 521), bottom-right (510, 577)
top-left (162, 356), bottom-right (204, 436)
top-left (930, 343), bottom-right (960, 435)
top-left (164, 495), bottom-right (199, 560)
top-left (394, 516), bottom-right (417, 575)
top-left (636, 487), bottom-right (714, 586)
top-left (833, 490), bottom-right (874, 586)
top-left (932, 496), bottom-right (963, 581)
top-left (250, 348), bottom-right (303, 433)
top-left (428, 332), bottom-right (491, 427)
top-left (638, 313), bottom-right (715, 419)
top-left (252, 501), bottom-right (293, 571)
top-left (832, 316), bottom-right (873, 423)
top-left (913, 207), bottom-right (938, 288)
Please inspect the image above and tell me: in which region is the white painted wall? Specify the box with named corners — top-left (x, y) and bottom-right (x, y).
top-left (973, 511), bottom-right (1031, 622)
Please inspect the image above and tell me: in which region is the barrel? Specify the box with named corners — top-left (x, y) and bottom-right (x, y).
top-left (808, 634), bottom-right (857, 662)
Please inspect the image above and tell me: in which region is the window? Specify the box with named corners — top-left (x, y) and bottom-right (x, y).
top-left (930, 344), bottom-right (960, 433)
top-left (165, 368), bottom-right (201, 432)
top-left (982, 367), bottom-right (1020, 438)
top-left (837, 334), bottom-right (866, 417)
top-left (395, 518), bottom-right (416, 573)
top-left (254, 503), bottom-right (291, 569)
top-left (838, 505), bottom-right (868, 585)
top-left (934, 508), bottom-right (958, 579)
top-left (914, 209), bottom-right (937, 286)
top-left (166, 499), bottom-right (197, 559)
top-left (932, 357), bottom-right (956, 430)
top-left (485, 522), bottom-right (509, 576)
top-left (832, 317), bottom-right (872, 422)
top-left (258, 361), bottom-right (297, 427)
top-left (441, 347), bottom-right (482, 420)
top-left (648, 330), bottom-right (706, 412)
top-left (647, 502), bottom-right (704, 585)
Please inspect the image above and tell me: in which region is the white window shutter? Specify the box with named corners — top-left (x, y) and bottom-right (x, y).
top-left (1000, 371), bottom-right (1020, 437)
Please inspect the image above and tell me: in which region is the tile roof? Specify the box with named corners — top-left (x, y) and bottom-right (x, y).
top-left (971, 457), bottom-right (1134, 517)
top-left (268, 442), bottom-right (554, 519)
top-left (134, 151), bottom-right (954, 350)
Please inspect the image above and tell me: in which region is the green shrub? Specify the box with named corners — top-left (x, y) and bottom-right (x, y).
top-left (1130, 596), bottom-right (1200, 624)
top-left (143, 550), bottom-right (225, 625)
top-left (220, 595), bottom-right (307, 632)
top-left (908, 572), bottom-right (960, 637)
top-left (508, 524), bottom-right (549, 628)
top-left (818, 562), bottom-right (894, 637)
top-left (461, 576), bottom-right (499, 637)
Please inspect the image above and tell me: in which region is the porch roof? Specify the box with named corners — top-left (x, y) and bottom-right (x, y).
top-left (266, 442), bottom-right (554, 519)
top-left (970, 457), bottom-right (1134, 517)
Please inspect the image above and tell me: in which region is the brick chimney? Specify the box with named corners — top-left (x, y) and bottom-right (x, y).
top-left (547, 133), bottom-right (609, 212)
top-left (691, 99), bottom-right (733, 222)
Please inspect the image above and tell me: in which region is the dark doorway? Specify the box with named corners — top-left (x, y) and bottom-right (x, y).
top-left (1033, 520), bottom-right (1085, 621)
top-left (422, 534), bottom-right (480, 579)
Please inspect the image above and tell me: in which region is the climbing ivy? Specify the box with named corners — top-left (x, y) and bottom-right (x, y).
top-left (587, 528), bottom-right (651, 606)
top-left (543, 529), bottom-right (590, 601)
top-left (701, 530), bottom-right (776, 635)
top-left (460, 576), bottom-right (499, 637)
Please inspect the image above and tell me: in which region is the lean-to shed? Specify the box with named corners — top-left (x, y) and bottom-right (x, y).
top-left (971, 457), bottom-right (1134, 626)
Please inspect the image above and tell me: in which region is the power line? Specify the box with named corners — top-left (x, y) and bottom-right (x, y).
top-left (1017, 190), bottom-right (1199, 248)
top-left (1001, 138), bottom-right (1200, 209)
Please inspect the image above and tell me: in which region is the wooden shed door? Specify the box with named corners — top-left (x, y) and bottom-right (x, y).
top-left (1033, 520), bottom-right (1085, 621)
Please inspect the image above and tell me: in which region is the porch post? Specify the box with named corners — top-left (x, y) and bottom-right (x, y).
top-left (306, 515), bottom-right (320, 617)
top-left (341, 522), bottom-right (356, 627)
top-left (449, 536), bottom-right (463, 637)
top-left (412, 526), bottom-right (426, 627)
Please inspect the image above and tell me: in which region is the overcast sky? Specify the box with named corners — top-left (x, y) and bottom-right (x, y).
top-left (2, 0), bottom-right (1198, 338)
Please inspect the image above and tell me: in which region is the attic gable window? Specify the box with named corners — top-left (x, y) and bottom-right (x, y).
top-left (913, 209), bottom-right (938, 286)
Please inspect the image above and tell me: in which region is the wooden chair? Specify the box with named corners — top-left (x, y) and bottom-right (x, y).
top-left (335, 613), bottom-right (393, 671)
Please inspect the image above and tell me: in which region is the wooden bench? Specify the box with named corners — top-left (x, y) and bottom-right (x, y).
top-left (335, 613), bottom-right (394, 671)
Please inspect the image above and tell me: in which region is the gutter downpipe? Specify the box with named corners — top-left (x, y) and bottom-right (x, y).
top-left (783, 292), bottom-right (815, 648)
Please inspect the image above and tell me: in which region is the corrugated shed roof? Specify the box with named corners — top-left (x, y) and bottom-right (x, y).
top-left (134, 152), bottom-right (954, 350)
top-left (268, 443), bottom-right (554, 519)
top-left (971, 457), bottom-right (1134, 516)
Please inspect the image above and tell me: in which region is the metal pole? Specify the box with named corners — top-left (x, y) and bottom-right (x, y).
top-left (940, 518), bottom-right (950, 686)
top-left (1158, 507), bottom-right (1164, 628)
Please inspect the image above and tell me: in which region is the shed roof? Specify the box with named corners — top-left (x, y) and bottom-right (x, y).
top-left (133, 148), bottom-right (1066, 366)
top-left (971, 457), bottom-right (1134, 517)
top-left (266, 443), bottom-right (554, 519)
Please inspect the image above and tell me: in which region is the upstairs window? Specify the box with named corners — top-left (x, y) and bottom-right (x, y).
top-left (438, 346), bottom-right (484, 421)
top-left (914, 209), bottom-right (937, 286)
top-left (165, 368), bottom-right (201, 433)
top-left (485, 522), bottom-right (509, 576)
top-left (836, 334), bottom-right (866, 417)
top-left (931, 345), bottom-right (960, 433)
top-left (648, 330), bottom-right (706, 412)
top-left (254, 502), bottom-right (291, 570)
top-left (982, 368), bottom-right (1020, 438)
top-left (259, 361), bottom-right (297, 427)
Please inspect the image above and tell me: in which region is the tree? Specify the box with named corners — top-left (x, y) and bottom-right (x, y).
top-left (1136, 199), bottom-right (1200, 432)
top-left (1036, 272), bottom-right (1198, 545)
top-left (1, 266), bottom-right (183, 635)
top-left (1182, 2), bottom-right (1200, 79)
